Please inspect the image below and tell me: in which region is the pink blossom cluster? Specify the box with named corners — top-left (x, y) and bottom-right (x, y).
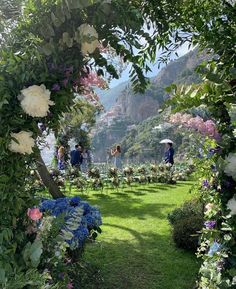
top-left (169, 113), bottom-right (220, 139)
top-left (79, 72), bottom-right (108, 109)
top-left (80, 72), bottom-right (108, 89)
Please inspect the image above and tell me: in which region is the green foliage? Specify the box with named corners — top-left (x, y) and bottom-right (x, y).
top-left (168, 198), bottom-right (204, 251)
top-left (1, 269), bottom-right (48, 289)
top-left (168, 198), bottom-right (203, 226)
top-left (172, 215), bottom-right (203, 251)
top-left (58, 98), bottom-right (98, 149)
top-left (23, 239), bottom-right (43, 268)
top-left (1, 0), bottom-right (174, 285)
top-left (162, 0), bottom-right (236, 286)
top-left (119, 113), bottom-right (184, 162)
top-left (0, 0), bottom-right (235, 287)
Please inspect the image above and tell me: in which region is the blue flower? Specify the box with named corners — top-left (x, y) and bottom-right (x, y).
top-left (208, 241), bottom-right (221, 257)
top-left (40, 199), bottom-right (56, 212)
top-left (70, 196), bottom-right (81, 206)
top-left (39, 196), bottom-right (102, 249)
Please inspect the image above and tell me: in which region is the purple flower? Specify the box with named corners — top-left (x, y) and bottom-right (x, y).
top-left (204, 220), bottom-right (216, 229)
top-left (52, 83), bottom-right (61, 91)
top-left (202, 179), bottom-right (210, 188)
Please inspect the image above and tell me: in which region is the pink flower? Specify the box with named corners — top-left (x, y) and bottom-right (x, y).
top-left (80, 72), bottom-right (107, 89)
top-left (169, 113), bottom-right (220, 139)
top-left (67, 282), bottom-right (73, 289)
top-left (27, 208), bottom-right (43, 221)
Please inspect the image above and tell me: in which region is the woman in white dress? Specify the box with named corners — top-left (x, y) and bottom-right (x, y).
top-left (111, 145), bottom-right (122, 169)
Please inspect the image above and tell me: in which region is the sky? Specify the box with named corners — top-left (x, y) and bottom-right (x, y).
top-left (109, 42), bottom-right (192, 88)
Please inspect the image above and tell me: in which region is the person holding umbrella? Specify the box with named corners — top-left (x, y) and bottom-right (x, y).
top-left (160, 139), bottom-right (175, 165)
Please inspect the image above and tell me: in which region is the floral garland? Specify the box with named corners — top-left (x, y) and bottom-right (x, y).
top-left (169, 113), bottom-right (220, 140)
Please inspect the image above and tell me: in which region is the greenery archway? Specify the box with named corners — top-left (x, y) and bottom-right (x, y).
top-left (0, 0), bottom-right (235, 288)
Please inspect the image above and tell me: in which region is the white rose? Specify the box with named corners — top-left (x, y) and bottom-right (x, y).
top-left (227, 196), bottom-right (236, 216)
top-left (20, 84), bottom-right (54, 117)
top-left (224, 153), bottom-right (236, 181)
top-left (9, 131), bottom-right (35, 154)
top-left (78, 24), bottom-right (99, 55)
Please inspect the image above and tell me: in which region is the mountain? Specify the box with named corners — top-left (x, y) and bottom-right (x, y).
top-left (97, 81), bottom-right (129, 111)
top-left (114, 49), bottom-right (205, 123)
top-left (92, 48), bottom-right (208, 162)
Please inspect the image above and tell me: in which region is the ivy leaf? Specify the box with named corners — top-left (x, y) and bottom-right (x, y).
top-left (41, 42), bottom-right (54, 56)
top-left (30, 240), bottom-right (43, 268)
top-left (23, 240), bottom-right (43, 268)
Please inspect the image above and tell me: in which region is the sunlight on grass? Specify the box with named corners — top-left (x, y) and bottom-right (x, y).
top-left (67, 181), bottom-right (200, 289)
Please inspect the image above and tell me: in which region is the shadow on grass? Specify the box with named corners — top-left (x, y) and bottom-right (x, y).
top-left (83, 225), bottom-right (199, 289)
top-left (82, 194), bottom-right (176, 220)
top-left (119, 190), bottom-right (147, 196)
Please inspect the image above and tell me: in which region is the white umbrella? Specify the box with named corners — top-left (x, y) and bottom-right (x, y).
top-left (160, 139), bottom-right (173, 144)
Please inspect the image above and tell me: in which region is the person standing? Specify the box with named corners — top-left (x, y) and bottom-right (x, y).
top-left (52, 145), bottom-right (59, 168)
top-left (111, 145), bottom-right (122, 169)
top-left (70, 145), bottom-right (82, 169)
top-left (81, 149), bottom-right (89, 172)
top-left (164, 142), bottom-right (175, 165)
top-left (78, 145), bottom-right (83, 169)
top-left (57, 145), bottom-right (65, 170)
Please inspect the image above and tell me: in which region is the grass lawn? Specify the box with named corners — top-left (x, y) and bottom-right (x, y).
top-left (68, 181), bottom-right (200, 289)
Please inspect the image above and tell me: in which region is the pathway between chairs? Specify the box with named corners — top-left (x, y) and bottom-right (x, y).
top-left (73, 182), bottom-right (199, 289)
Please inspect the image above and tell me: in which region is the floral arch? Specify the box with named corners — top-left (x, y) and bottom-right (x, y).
top-left (0, 0), bottom-right (235, 288)
top-left (0, 0), bottom-right (160, 286)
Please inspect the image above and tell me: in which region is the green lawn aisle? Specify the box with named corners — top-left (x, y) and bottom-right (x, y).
top-left (70, 181), bottom-right (200, 289)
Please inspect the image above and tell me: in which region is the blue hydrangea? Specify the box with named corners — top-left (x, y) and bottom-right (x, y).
top-left (40, 196), bottom-right (102, 248)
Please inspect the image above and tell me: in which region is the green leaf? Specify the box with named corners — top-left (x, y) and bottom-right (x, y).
top-left (41, 42), bottom-right (54, 56)
top-left (51, 12), bottom-right (62, 28)
top-left (62, 32), bottom-right (73, 47)
top-left (30, 240), bottom-right (43, 268)
top-left (23, 240), bottom-right (43, 268)
top-left (190, 89), bottom-right (198, 98)
top-left (0, 269), bottom-right (6, 283)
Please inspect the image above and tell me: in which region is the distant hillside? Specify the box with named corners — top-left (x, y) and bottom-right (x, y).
top-left (97, 81), bottom-right (129, 111)
top-left (92, 48), bottom-right (209, 162)
top-left (115, 49), bottom-right (205, 122)
top-left (120, 113), bottom-right (185, 163)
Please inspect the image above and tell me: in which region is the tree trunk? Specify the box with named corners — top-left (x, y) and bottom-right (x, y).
top-left (36, 154), bottom-right (64, 199)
